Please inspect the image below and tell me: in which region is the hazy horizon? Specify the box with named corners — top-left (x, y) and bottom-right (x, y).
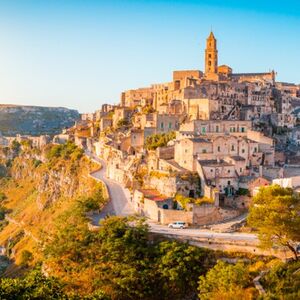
top-left (0, 0), bottom-right (299, 113)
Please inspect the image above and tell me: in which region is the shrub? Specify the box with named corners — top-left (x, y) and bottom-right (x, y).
top-left (145, 131), bottom-right (176, 150)
top-left (20, 250), bottom-right (33, 267)
top-left (0, 193), bottom-right (7, 203)
top-left (46, 142), bottom-right (84, 161)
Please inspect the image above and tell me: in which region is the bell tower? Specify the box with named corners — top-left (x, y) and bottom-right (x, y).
top-left (205, 31), bottom-right (218, 80)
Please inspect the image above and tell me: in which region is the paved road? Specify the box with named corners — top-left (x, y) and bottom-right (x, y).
top-left (86, 152), bottom-right (135, 225)
top-left (149, 222), bottom-right (258, 243)
top-left (85, 151), bottom-right (258, 245)
top-left (208, 212), bottom-right (248, 232)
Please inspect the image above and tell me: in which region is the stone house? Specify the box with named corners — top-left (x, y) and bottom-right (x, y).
top-left (121, 87), bottom-right (154, 108)
top-left (112, 106), bottom-right (134, 128)
top-left (248, 177), bottom-right (270, 196)
top-left (174, 137), bottom-right (212, 171)
top-left (179, 119), bottom-right (251, 136)
top-left (197, 159), bottom-right (238, 199)
top-left (100, 117), bottom-right (112, 132)
top-left (133, 189), bottom-right (173, 221)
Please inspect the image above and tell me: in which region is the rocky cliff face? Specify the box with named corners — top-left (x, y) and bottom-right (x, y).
top-left (10, 149), bottom-right (94, 210)
top-left (0, 105), bottom-right (79, 136)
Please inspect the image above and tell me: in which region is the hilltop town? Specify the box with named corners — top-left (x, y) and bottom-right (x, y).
top-left (2, 32), bottom-right (300, 228)
top-left (0, 32), bottom-right (299, 299)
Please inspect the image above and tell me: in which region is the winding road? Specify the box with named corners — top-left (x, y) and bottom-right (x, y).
top-left (84, 152), bottom-right (293, 258)
top-left (86, 152), bottom-right (134, 225)
top-left (86, 152), bottom-right (257, 239)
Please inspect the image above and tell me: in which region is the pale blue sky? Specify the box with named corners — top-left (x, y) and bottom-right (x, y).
top-left (0, 0), bottom-right (299, 112)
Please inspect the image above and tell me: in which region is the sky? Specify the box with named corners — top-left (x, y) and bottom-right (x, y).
top-left (0, 0), bottom-right (299, 113)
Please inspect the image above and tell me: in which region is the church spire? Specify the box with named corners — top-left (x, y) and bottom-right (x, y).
top-left (205, 31), bottom-right (218, 80)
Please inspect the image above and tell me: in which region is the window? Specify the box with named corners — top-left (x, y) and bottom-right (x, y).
top-left (240, 168), bottom-right (242, 172)
top-left (160, 122), bottom-right (164, 129)
top-left (231, 145), bottom-right (235, 151)
top-left (185, 149), bottom-right (188, 153)
top-left (227, 170), bottom-right (230, 174)
top-left (217, 146), bottom-right (221, 152)
top-left (241, 127), bottom-right (245, 132)
top-left (168, 122), bottom-right (172, 129)
top-left (228, 181), bottom-right (231, 185)
top-left (254, 147), bottom-right (257, 153)
top-left (202, 127), bottom-right (206, 134)
top-left (242, 149), bottom-right (245, 154)
top-left (208, 54), bottom-right (211, 58)
top-left (216, 125), bottom-right (219, 133)
top-left (202, 149), bottom-right (207, 153)
top-left (210, 169), bottom-right (213, 172)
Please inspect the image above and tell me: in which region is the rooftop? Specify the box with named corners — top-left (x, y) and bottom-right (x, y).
top-left (138, 189), bottom-right (170, 202)
top-left (198, 159), bottom-right (234, 167)
top-left (230, 155), bottom-right (246, 162)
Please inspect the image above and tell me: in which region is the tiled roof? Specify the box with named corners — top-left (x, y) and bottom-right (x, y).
top-left (138, 189), bottom-right (170, 202)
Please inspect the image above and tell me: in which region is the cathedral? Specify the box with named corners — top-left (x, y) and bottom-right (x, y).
top-left (203, 31), bottom-right (275, 83)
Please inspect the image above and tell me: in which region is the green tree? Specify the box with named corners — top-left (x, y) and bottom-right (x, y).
top-left (247, 185), bottom-right (300, 260)
top-left (145, 131), bottom-right (176, 150)
top-left (198, 260), bottom-right (255, 300)
top-left (260, 260), bottom-right (300, 299)
top-left (0, 268), bottom-right (67, 299)
top-left (11, 140), bottom-right (21, 155)
top-left (20, 250), bottom-right (33, 267)
top-left (156, 241), bottom-right (212, 299)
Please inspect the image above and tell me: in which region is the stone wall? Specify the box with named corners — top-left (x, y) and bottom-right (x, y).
top-left (158, 208), bottom-right (193, 225)
top-left (192, 204), bottom-right (241, 225)
top-left (146, 172), bottom-right (200, 198)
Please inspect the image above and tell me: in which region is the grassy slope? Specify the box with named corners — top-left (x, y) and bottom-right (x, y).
top-left (0, 145), bottom-right (100, 275)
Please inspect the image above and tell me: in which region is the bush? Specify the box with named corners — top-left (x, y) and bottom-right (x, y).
top-left (237, 188), bottom-right (249, 196)
top-left (33, 159), bottom-right (42, 168)
top-left (11, 140), bottom-right (21, 153)
top-left (46, 142), bottom-right (84, 161)
top-left (116, 118), bottom-right (130, 128)
top-left (0, 193), bottom-right (7, 203)
top-left (0, 207), bottom-right (6, 221)
top-left (261, 260), bottom-right (300, 298)
top-left (198, 260), bottom-right (255, 300)
top-left (145, 131), bottom-right (176, 150)
top-left (20, 250), bottom-right (33, 267)
top-left (77, 186), bottom-right (105, 213)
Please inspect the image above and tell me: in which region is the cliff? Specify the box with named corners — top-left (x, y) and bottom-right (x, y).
top-left (0, 142), bottom-right (103, 275)
top-left (0, 105), bottom-right (79, 136)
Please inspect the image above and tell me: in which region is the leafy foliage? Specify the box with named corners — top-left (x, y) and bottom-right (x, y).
top-left (45, 216), bottom-right (214, 299)
top-left (198, 260), bottom-right (256, 300)
top-left (0, 268), bottom-right (67, 299)
top-left (116, 118), bottom-right (131, 128)
top-left (261, 260), bottom-right (300, 299)
top-left (20, 250), bottom-right (33, 267)
top-left (247, 185), bottom-right (300, 260)
top-left (46, 141), bottom-right (83, 161)
top-left (145, 131), bottom-right (176, 150)
top-left (11, 140), bottom-right (21, 155)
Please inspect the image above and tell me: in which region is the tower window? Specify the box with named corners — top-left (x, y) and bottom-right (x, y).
top-left (208, 54), bottom-right (211, 58)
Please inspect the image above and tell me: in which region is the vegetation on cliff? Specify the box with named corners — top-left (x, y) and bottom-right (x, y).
top-left (0, 143), bottom-right (299, 299)
top-left (0, 141), bottom-right (101, 273)
top-left (145, 131), bottom-right (176, 150)
top-left (247, 185), bottom-right (300, 260)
